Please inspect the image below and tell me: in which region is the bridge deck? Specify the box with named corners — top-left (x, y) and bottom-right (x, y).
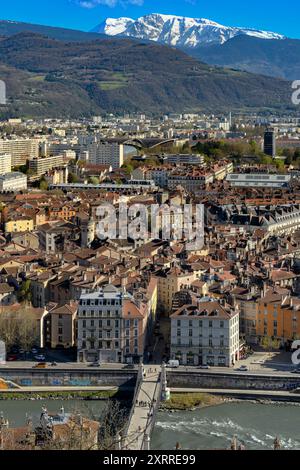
top-left (124, 366), bottom-right (161, 450)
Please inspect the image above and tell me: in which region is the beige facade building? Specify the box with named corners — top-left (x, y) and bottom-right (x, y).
top-left (45, 302), bottom-right (77, 349)
top-left (155, 267), bottom-right (196, 315)
top-left (0, 139), bottom-right (39, 167)
top-left (0, 153), bottom-right (12, 175)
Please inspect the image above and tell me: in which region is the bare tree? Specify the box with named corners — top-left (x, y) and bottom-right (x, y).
top-left (0, 313), bottom-right (39, 352)
top-left (0, 314), bottom-right (18, 351)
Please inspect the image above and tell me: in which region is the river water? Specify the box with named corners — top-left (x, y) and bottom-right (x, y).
top-left (0, 400), bottom-right (300, 450)
top-left (0, 399), bottom-right (108, 427)
top-left (152, 402), bottom-right (300, 450)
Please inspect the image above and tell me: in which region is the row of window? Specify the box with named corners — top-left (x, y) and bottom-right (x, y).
top-left (80, 318), bottom-right (139, 328)
top-left (80, 309), bottom-right (120, 317)
top-left (80, 299), bottom-right (121, 306)
top-left (174, 339), bottom-right (225, 348)
top-left (176, 320), bottom-right (225, 328)
top-left (80, 340), bottom-right (139, 350)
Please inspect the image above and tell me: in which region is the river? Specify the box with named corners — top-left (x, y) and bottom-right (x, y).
top-left (151, 402), bottom-right (300, 450)
top-left (0, 400), bottom-right (300, 450)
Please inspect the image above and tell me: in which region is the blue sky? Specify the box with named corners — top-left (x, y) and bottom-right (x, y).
top-left (1, 0), bottom-right (299, 39)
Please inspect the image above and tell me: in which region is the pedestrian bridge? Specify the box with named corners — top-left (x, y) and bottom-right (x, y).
top-left (119, 364), bottom-right (168, 450)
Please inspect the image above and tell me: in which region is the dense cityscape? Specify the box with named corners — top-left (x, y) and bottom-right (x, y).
top-left (0, 0), bottom-right (300, 457)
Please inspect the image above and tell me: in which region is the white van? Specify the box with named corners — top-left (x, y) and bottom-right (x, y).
top-left (167, 359), bottom-right (180, 368)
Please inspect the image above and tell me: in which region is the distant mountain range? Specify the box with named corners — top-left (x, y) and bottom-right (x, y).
top-left (0, 19), bottom-right (104, 42)
top-left (187, 35), bottom-right (300, 81)
top-left (92, 13), bottom-right (300, 80)
top-left (92, 13), bottom-right (285, 48)
top-left (0, 17), bottom-right (299, 81)
top-left (0, 32), bottom-right (293, 119)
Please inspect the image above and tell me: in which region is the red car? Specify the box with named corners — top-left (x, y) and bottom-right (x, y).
top-left (7, 354), bottom-right (18, 361)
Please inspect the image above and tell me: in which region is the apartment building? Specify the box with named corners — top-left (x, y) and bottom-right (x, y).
top-left (29, 271), bottom-right (58, 308)
top-left (155, 266), bottom-right (196, 315)
top-left (132, 166), bottom-right (170, 188)
top-left (87, 141), bottom-right (124, 169)
top-left (170, 301), bottom-right (240, 367)
top-left (28, 155), bottom-right (65, 177)
top-left (226, 173), bottom-right (291, 188)
top-left (257, 292), bottom-right (300, 345)
top-left (0, 172), bottom-right (27, 192)
top-left (165, 154), bottom-right (205, 165)
top-left (77, 285), bottom-right (148, 364)
top-left (0, 153), bottom-right (12, 175)
top-left (45, 302), bottom-right (77, 349)
top-left (213, 161), bottom-right (233, 180)
top-left (4, 215), bottom-right (34, 234)
top-left (167, 170), bottom-right (214, 191)
top-left (0, 139), bottom-right (39, 166)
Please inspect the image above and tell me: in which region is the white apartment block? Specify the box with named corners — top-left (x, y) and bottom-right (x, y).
top-left (0, 153), bottom-right (12, 175)
top-left (0, 139), bottom-right (39, 167)
top-left (0, 172), bottom-right (27, 192)
top-left (88, 141), bottom-right (124, 169)
top-left (170, 301), bottom-right (240, 367)
top-left (165, 154), bottom-right (205, 165)
top-left (226, 173), bottom-right (291, 188)
top-left (168, 172), bottom-right (214, 191)
top-left (28, 155), bottom-right (65, 177)
top-left (77, 285), bottom-right (146, 364)
top-left (132, 167), bottom-right (169, 188)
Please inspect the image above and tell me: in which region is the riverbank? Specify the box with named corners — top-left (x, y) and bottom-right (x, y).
top-left (161, 392), bottom-right (223, 411)
top-left (161, 391), bottom-right (300, 411)
top-left (0, 389), bottom-right (131, 401)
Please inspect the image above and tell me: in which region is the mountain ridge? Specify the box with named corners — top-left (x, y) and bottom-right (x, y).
top-left (0, 32), bottom-right (294, 119)
top-left (188, 35), bottom-right (300, 81)
top-left (92, 13), bottom-right (285, 48)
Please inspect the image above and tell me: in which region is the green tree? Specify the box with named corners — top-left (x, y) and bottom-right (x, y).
top-left (89, 176), bottom-right (100, 185)
top-left (17, 280), bottom-right (32, 303)
top-left (68, 172), bottom-right (79, 183)
top-left (39, 178), bottom-right (49, 191)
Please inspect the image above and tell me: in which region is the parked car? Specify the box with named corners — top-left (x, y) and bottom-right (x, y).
top-left (31, 347), bottom-right (38, 354)
top-left (166, 360), bottom-right (180, 368)
top-left (237, 365), bottom-right (249, 371)
top-left (7, 354), bottom-right (18, 361)
top-left (50, 362), bottom-right (57, 367)
top-left (35, 354), bottom-right (46, 361)
top-left (198, 365), bottom-right (211, 370)
top-left (89, 361), bottom-right (101, 367)
top-left (124, 364), bottom-right (135, 369)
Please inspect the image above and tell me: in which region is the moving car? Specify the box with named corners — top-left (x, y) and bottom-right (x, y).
top-left (89, 361), bottom-right (101, 367)
top-left (237, 365), bottom-right (249, 371)
top-left (33, 362), bottom-right (47, 369)
top-left (198, 365), bottom-right (211, 370)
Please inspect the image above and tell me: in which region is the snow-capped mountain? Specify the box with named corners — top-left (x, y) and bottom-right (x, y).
top-left (92, 13), bottom-right (285, 48)
top-left (91, 17), bottom-right (134, 36)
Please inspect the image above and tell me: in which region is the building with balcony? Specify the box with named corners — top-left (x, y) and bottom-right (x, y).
top-left (170, 300), bottom-right (240, 367)
top-left (77, 285), bottom-right (148, 364)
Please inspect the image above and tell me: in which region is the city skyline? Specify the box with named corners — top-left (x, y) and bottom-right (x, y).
top-left (1, 0), bottom-right (299, 40)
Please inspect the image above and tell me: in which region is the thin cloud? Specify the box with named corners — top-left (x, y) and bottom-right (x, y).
top-left (77, 0), bottom-right (144, 8)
